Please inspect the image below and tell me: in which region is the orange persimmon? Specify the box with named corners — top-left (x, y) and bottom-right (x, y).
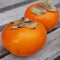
top-left (2, 18), bottom-right (47, 56)
top-left (24, 2), bottom-right (59, 31)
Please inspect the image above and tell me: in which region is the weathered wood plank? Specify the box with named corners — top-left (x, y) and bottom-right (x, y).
top-left (0, 0), bottom-right (59, 26)
top-left (0, 0), bottom-right (30, 9)
top-left (0, 0), bottom-right (59, 9)
top-left (0, 0), bottom-right (38, 13)
top-left (0, 28), bottom-right (60, 60)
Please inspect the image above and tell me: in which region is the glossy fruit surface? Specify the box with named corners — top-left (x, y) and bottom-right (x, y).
top-left (24, 2), bottom-right (59, 31)
top-left (2, 22), bottom-right (46, 56)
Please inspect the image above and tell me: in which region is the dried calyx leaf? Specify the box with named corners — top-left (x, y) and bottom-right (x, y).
top-left (31, 8), bottom-right (43, 16)
top-left (31, 0), bottom-right (57, 16)
top-left (11, 17), bottom-right (37, 29)
top-left (45, 0), bottom-right (57, 12)
top-left (11, 25), bottom-right (18, 29)
top-left (24, 18), bottom-right (30, 23)
top-left (47, 5), bottom-right (57, 12)
top-left (31, 3), bottom-right (47, 16)
top-left (25, 22), bottom-right (37, 28)
top-left (36, 3), bottom-right (47, 10)
top-left (12, 19), bottom-right (21, 26)
top-left (11, 19), bottom-right (21, 29)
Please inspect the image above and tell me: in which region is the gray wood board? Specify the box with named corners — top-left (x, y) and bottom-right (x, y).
top-left (0, 0), bottom-right (59, 9)
top-left (0, 0), bottom-right (32, 9)
top-left (0, 0), bottom-right (38, 13)
top-left (0, 28), bottom-right (60, 60)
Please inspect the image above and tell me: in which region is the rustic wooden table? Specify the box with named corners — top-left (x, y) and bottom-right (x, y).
top-left (0, 0), bottom-right (60, 60)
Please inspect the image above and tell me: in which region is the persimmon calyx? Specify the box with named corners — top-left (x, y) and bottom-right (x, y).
top-left (11, 17), bottom-right (37, 29)
top-left (25, 22), bottom-right (37, 28)
top-left (45, 0), bottom-right (57, 12)
top-left (31, 0), bottom-right (57, 16)
top-left (31, 8), bottom-right (47, 16)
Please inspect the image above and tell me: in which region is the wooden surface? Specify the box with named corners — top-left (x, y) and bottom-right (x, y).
top-left (0, 0), bottom-right (60, 60)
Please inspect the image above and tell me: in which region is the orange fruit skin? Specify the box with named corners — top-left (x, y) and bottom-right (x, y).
top-left (24, 2), bottom-right (59, 31)
top-left (2, 22), bottom-right (47, 56)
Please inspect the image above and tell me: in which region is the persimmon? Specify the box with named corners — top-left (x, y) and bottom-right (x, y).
top-left (24, 0), bottom-right (59, 31)
top-left (2, 17), bottom-right (47, 56)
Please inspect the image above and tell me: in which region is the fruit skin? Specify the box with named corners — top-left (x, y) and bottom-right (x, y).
top-left (24, 2), bottom-right (59, 31)
top-left (2, 22), bottom-right (47, 56)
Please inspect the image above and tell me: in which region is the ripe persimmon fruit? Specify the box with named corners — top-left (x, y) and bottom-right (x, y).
top-left (2, 18), bottom-right (47, 56)
top-left (24, 0), bottom-right (59, 31)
